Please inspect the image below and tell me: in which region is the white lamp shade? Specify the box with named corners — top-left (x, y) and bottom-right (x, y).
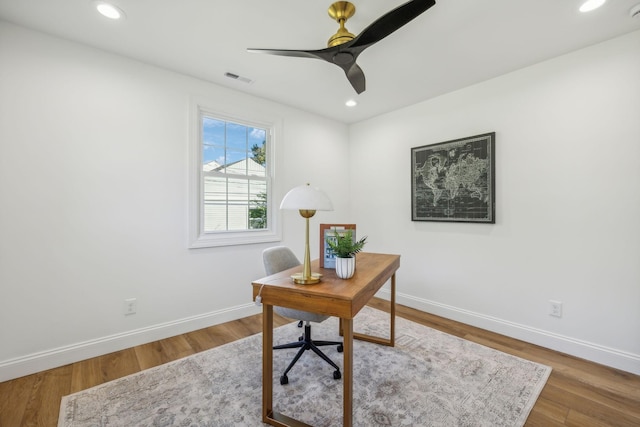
top-left (280, 184), bottom-right (333, 211)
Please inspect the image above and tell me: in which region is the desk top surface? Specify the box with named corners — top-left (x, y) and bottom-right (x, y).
top-left (252, 252), bottom-right (400, 318)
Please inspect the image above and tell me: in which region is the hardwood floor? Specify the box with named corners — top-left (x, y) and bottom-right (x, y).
top-left (1, 299), bottom-right (638, 427)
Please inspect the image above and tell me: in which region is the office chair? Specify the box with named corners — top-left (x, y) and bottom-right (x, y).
top-left (262, 246), bottom-right (343, 385)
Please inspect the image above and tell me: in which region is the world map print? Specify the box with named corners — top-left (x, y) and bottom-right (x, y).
top-left (412, 133), bottom-right (495, 222)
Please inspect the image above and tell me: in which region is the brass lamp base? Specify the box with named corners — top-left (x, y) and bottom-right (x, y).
top-left (291, 272), bottom-right (323, 285)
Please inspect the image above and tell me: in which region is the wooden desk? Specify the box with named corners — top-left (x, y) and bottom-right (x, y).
top-left (251, 252), bottom-right (400, 427)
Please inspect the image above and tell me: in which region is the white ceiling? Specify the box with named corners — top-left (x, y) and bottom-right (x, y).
top-left (1, 0), bottom-right (639, 123)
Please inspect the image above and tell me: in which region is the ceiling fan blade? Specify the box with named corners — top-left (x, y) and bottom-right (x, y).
top-left (248, 45), bottom-right (364, 92)
top-left (345, 63), bottom-right (366, 94)
top-left (349, 0), bottom-right (436, 50)
top-left (248, 45), bottom-right (356, 75)
top-left (246, 48), bottom-right (323, 60)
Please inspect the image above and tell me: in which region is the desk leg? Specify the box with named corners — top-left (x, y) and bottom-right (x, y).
top-left (343, 273), bottom-right (397, 348)
top-left (263, 304), bottom-right (274, 423)
top-left (263, 304), bottom-right (315, 427)
top-left (390, 272), bottom-right (396, 346)
top-left (342, 317), bottom-right (353, 427)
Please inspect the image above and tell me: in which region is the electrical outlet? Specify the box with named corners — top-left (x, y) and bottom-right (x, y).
top-left (124, 298), bottom-right (137, 316)
top-left (549, 300), bottom-right (562, 318)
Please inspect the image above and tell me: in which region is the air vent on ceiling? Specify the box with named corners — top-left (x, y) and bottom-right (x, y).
top-left (224, 72), bottom-right (252, 84)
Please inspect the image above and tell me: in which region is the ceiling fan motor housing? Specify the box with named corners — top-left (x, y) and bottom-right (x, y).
top-left (327, 1), bottom-right (356, 47)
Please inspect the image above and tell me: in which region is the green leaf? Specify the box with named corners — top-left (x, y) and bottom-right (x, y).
top-left (326, 229), bottom-right (367, 258)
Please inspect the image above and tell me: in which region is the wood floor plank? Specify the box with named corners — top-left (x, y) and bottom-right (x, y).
top-left (70, 357), bottom-right (103, 393)
top-left (134, 340), bottom-right (168, 371)
top-left (525, 410), bottom-right (567, 427)
top-left (21, 365), bottom-right (72, 427)
top-left (527, 395), bottom-right (569, 425)
top-left (99, 348), bottom-right (141, 383)
top-left (158, 335), bottom-right (196, 361)
top-left (0, 372), bottom-right (36, 427)
top-left (553, 359), bottom-right (640, 401)
top-left (565, 408), bottom-right (632, 427)
top-left (134, 334), bottom-right (198, 371)
top-left (223, 316), bottom-right (263, 341)
top-left (183, 328), bottom-right (219, 353)
top-left (198, 320), bottom-right (251, 347)
top-left (537, 376), bottom-right (640, 426)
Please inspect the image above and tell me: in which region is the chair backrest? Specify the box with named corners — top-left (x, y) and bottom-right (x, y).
top-left (263, 246), bottom-right (301, 275)
top-left (262, 246), bottom-right (330, 323)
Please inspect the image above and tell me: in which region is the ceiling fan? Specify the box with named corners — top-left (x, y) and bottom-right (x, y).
top-left (247, 0), bottom-right (436, 94)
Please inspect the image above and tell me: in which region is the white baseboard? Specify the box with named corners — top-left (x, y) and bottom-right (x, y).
top-left (375, 289), bottom-right (640, 375)
top-left (0, 303), bottom-right (261, 383)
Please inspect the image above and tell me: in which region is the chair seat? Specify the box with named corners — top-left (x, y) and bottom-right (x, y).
top-left (274, 306), bottom-right (329, 323)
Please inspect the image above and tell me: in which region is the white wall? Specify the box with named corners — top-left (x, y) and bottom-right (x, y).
top-left (0, 21), bottom-right (350, 381)
top-left (350, 30), bottom-right (640, 374)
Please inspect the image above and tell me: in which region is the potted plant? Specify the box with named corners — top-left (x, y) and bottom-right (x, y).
top-left (326, 229), bottom-right (367, 279)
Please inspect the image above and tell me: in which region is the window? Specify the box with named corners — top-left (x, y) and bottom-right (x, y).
top-left (202, 117), bottom-right (267, 231)
top-left (189, 103), bottom-right (281, 248)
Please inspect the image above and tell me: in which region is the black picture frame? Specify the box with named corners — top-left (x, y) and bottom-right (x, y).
top-left (411, 132), bottom-right (495, 223)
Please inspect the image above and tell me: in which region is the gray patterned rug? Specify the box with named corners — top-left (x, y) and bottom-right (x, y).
top-left (59, 307), bottom-right (551, 426)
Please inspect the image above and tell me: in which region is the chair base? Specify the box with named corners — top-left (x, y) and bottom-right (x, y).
top-left (274, 324), bottom-right (343, 385)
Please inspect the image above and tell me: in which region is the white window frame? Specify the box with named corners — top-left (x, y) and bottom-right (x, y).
top-left (189, 99), bottom-right (282, 248)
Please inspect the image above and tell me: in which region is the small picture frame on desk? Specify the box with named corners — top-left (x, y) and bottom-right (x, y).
top-left (319, 224), bottom-right (356, 269)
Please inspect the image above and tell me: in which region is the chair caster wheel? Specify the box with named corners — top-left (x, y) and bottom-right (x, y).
top-left (280, 375), bottom-right (289, 385)
top-left (337, 344), bottom-right (343, 353)
top-left (333, 370), bottom-right (341, 380)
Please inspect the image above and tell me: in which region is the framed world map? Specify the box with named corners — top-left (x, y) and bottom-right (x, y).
top-left (411, 132), bottom-right (495, 223)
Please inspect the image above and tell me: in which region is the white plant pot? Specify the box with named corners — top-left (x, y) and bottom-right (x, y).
top-left (335, 256), bottom-right (355, 279)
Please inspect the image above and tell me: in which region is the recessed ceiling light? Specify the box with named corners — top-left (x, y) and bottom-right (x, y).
top-left (579, 0), bottom-right (606, 13)
top-left (95, 2), bottom-right (125, 20)
top-left (345, 99), bottom-right (357, 107)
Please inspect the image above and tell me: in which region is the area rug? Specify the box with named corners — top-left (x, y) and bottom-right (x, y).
top-left (59, 307), bottom-right (551, 427)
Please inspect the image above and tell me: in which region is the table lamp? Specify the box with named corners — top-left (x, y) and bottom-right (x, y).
top-left (280, 183), bottom-right (333, 284)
